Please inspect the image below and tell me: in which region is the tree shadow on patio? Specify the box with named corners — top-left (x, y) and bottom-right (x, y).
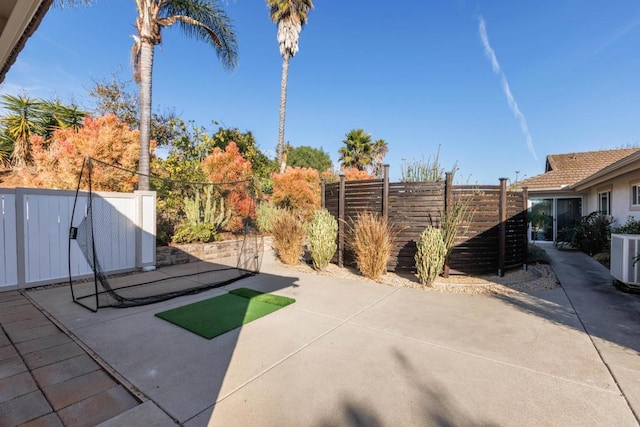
top-left (316, 348), bottom-right (498, 427)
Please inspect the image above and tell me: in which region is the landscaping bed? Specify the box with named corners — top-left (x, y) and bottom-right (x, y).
top-left (284, 260), bottom-right (560, 296)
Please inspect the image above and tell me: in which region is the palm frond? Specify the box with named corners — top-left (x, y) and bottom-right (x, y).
top-left (40, 100), bottom-right (87, 136)
top-left (267, 0), bottom-right (314, 27)
top-left (0, 133), bottom-right (13, 167)
top-left (0, 94), bottom-right (46, 139)
top-left (53, 0), bottom-right (94, 8)
top-left (161, 0), bottom-right (238, 70)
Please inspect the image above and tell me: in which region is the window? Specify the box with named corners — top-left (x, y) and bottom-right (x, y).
top-left (598, 191), bottom-right (611, 216)
top-left (632, 185), bottom-right (640, 207)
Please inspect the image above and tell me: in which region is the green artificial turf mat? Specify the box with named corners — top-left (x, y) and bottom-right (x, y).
top-left (229, 287), bottom-right (295, 306)
top-left (155, 288), bottom-right (295, 339)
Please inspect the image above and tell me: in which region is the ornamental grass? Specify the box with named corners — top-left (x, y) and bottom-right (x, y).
top-left (271, 210), bottom-right (306, 265)
top-left (348, 212), bottom-right (397, 281)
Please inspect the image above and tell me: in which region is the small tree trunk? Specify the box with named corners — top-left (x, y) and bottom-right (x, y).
top-left (138, 41), bottom-right (154, 191)
top-left (277, 53), bottom-right (290, 173)
top-left (11, 136), bottom-right (30, 168)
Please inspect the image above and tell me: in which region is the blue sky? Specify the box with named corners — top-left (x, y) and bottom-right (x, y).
top-left (2, 1), bottom-right (640, 184)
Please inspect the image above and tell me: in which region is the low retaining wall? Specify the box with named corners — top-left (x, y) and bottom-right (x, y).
top-left (156, 236), bottom-right (272, 267)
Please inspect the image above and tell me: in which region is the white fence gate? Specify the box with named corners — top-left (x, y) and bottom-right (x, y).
top-left (0, 188), bottom-right (156, 291)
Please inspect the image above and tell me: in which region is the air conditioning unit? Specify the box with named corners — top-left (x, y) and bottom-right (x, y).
top-left (610, 233), bottom-right (640, 286)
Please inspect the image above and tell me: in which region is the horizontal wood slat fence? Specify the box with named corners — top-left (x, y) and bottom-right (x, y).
top-left (322, 166), bottom-right (528, 276)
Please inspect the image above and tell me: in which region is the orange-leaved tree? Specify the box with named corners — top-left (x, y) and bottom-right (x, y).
top-left (202, 141), bottom-right (254, 231)
top-left (271, 166), bottom-right (320, 221)
top-left (343, 167), bottom-right (374, 181)
top-left (320, 167), bottom-right (374, 183)
top-left (25, 114), bottom-right (143, 191)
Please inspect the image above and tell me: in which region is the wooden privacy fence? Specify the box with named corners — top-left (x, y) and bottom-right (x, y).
top-left (322, 166), bottom-right (528, 276)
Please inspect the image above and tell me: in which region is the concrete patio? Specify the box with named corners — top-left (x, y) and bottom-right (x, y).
top-left (1, 244), bottom-right (639, 426)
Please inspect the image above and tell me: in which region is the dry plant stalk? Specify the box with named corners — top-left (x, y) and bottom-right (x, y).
top-left (348, 211), bottom-right (397, 281)
top-left (271, 210), bottom-right (305, 265)
top-left (441, 194), bottom-right (474, 259)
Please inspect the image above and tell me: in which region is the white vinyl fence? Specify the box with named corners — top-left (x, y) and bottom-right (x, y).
top-left (0, 188), bottom-right (156, 291)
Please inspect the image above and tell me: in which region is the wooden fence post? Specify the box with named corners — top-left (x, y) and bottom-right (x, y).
top-left (382, 164), bottom-right (389, 218)
top-left (498, 177), bottom-right (507, 277)
top-left (522, 186), bottom-right (529, 271)
top-left (338, 173), bottom-right (345, 268)
top-left (321, 180), bottom-right (326, 209)
top-left (443, 172), bottom-right (453, 278)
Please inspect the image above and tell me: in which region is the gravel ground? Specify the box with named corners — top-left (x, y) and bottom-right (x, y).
top-left (284, 261), bottom-right (560, 296)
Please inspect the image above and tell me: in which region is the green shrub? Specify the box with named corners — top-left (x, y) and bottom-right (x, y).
top-left (593, 252), bottom-right (610, 266)
top-left (348, 212), bottom-right (395, 281)
top-left (556, 212), bottom-right (613, 255)
top-left (258, 177), bottom-right (274, 195)
top-left (172, 222), bottom-right (220, 243)
top-left (613, 216), bottom-right (640, 234)
top-left (271, 210), bottom-right (306, 265)
top-left (308, 209), bottom-right (338, 270)
top-left (256, 202), bottom-right (282, 234)
top-left (415, 226), bottom-right (447, 286)
top-left (156, 199), bottom-right (176, 246)
top-left (527, 243), bottom-right (550, 264)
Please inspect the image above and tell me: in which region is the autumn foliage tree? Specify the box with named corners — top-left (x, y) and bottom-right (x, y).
top-left (320, 167), bottom-right (374, 183)
top-left (24, 114), bottom-right (142, 191)
top-left (271, 166), bottom-right (321, 221)
top-left (202, 142), bottom-right (254, 231)
top-left (343, 167), bottom-right (375, 181)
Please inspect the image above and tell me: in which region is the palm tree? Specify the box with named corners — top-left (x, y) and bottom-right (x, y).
top-left (41, 100), bottom-right (86, 139)
top-left (0, 95), bottom-right (87, 167)
top-left (266, 0), bottom-right (314, 173)
top-left (339, 129), bottom-right (387, 174)
top-left (0, 94), bottom-right (44, 168)
top-left (371, 138), bottom-right (388, 177)
top-left (0, 133), bottom-right (12, 167)
top-left (131, 0), bottom-right (238, 190)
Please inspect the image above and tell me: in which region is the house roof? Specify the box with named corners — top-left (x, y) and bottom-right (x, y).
top-left (572, 150), bottom-right (640, 191)
top-left (0, 0), bottom-right (53, 84)
top-left (518, 147), bottom-right (640, 191)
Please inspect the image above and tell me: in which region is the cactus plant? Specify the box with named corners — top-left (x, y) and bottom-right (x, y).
top-left (203, 187), bottom-right (232, 231)
top-left (182, 186), bottom-right (231, 231)
top-left (308, 209), bottom-right (338, 270)
top-left (175, 186), bottom-right (232, 243)
top-left (415, 226), bottom-right (447, 287)
top-left (183, 189), bottom-right (201, 225)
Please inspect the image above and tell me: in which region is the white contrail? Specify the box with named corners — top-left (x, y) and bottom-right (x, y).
top-left (592, 18), bottom-right (640, 56)
top-left (478, 15), bottom-right (537, 161)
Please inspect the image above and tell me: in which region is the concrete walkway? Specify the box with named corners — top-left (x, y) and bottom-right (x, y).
top-left (3, 246), bottom-right (640, 426)
top-left (544, 243), bottom-right (640, 421)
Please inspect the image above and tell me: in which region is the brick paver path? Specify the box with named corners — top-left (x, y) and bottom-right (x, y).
top-left (0, 291), bottom-right (140, 426)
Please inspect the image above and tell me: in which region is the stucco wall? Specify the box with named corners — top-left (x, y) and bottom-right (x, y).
top-left (583, 169), bottom-right (640, 225)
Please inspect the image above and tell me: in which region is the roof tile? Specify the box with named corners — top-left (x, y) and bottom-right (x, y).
top-left (519, 148), bottom-right (640, 190)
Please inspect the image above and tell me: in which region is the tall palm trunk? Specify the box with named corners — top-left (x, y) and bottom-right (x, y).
top-left (138, 40), bottom-right (154, 191)
top-left (277, 53), bottom-right (290, 173)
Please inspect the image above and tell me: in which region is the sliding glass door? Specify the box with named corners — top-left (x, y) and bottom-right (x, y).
top-left (529, 197), bottom-right (582, 242)
top-left (530, 199), bottom-right (553, 241)
top-left (556, 198), bottom-right (582, 235)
